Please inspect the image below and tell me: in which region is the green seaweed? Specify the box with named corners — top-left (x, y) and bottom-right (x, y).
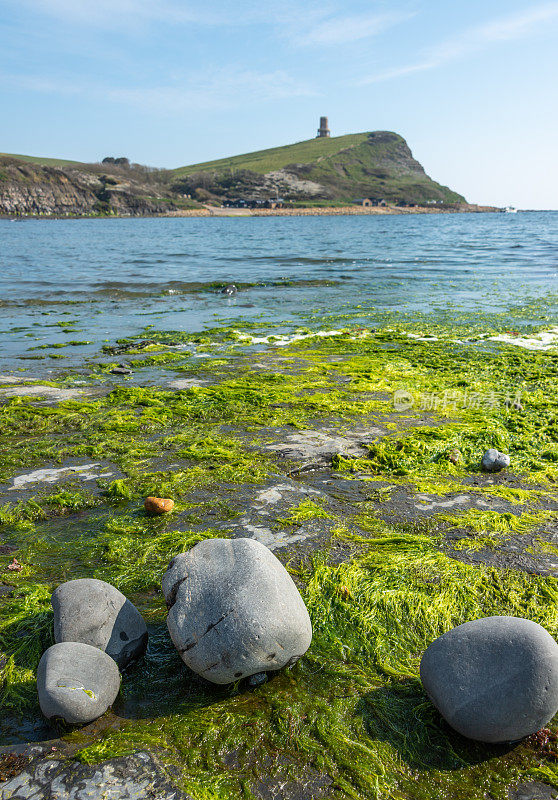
top-left (0, 318), bottom-right (558, 798)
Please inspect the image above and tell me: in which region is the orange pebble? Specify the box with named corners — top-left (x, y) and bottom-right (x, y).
top-left (144, 496), bottom-right (175, 515)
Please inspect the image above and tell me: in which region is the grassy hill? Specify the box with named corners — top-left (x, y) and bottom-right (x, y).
top-left (171, 131), bottom-right (466, 205)
top-left (0, 152), bottom-right (85, 168)
top-left (172, 132), bottom-right (371, 177)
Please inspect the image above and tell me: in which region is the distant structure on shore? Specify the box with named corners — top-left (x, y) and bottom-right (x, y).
top-left (316, 117), bottom-right (331, 138)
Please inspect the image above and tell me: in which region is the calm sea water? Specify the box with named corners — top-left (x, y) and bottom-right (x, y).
top-left (0, 212), bottom-right (557, 373)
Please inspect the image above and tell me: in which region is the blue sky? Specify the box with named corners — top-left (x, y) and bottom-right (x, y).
top-left (1, 0), bottom-right (557, 208)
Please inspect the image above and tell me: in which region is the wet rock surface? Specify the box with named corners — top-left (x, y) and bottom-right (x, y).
top-left (53, 579), bottom-right (148, 668)
top-left (0, 750), bottom-right (192, 800)
top-left (420, 616), bottom-right (558, 743)
top-left (37, 642), bottom-right (121, 724)
top-left (508, 781), bottom-right (558, 800)
top-left (163, 537), bottom-right (312, 684)
top-left (265, 425), bottom-right (384, 469)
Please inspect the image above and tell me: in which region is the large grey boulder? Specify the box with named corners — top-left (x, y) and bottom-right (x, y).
top-left (52, 578), bottom-right (147, 668)
top-left (420, 616), bottom-right (558, 743)
top-left (37, 642), bottom-right (120, 724)
top-left (481, 448), bottom-right (510, 472)
top-left (162, 537), bottom-right (312, 684)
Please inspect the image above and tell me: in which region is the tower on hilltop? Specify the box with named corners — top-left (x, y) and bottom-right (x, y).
top-left (316, 116), bottom-right (330, 138)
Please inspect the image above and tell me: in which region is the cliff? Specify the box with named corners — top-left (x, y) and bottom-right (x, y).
top-left (0, 158), bottom-right (179, 216)
top-left (0, 132), bottom-right (467, 216)
top-left (172, 131), bottom-right (466, 206)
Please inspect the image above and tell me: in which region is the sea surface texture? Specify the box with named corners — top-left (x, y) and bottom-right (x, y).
top-left (0, 212), bottom-right (556, 372)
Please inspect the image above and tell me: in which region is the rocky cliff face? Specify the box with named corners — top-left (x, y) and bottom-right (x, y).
top-left (0, 159), bottom-right (178, 216)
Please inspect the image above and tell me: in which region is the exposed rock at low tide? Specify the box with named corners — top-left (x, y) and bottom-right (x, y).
top-left (162, 537), bottom-right (312, 684)
top-left (481, 448), bottom-right (510, 472)
top-left (0, 750), bottom-right (193, 799)
top-left (37, 642), bottom-right (120, 724)
top-left (52, 578), bottom-right (147, 668)
top-left (420, 616), bottom-right (558, 743)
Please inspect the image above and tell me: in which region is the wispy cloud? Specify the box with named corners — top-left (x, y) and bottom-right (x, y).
top-left (294, 9), bottom-right (414, 47)
top-left (108, 69), bottom-right (317, 111)
top-left (14, 0), bottom-right (414, 46)
top-left (1, 66), bottom-right (317, 111)
top-left (359, 2), bottom-right (558, 84)
top-left (13, 0), bottom-right (267, 29)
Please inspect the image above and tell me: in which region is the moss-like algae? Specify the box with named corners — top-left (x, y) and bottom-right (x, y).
top-left (0, 321), bottom-right (557, 798)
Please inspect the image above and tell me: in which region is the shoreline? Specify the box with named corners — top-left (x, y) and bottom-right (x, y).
top-left (0, 203), bottom-right (501, 220)
top-left (157, 203), bottom-right (502, 218)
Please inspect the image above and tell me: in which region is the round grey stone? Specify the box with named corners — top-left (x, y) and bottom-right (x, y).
top-left (420, 616), bottom-right (558, 743)
top-left (481, 448), bottom-right (510, 472)
top-left (52, 578), bottom-right (147, 668)
top-left (37, 642), bottom-right (120, 724)
top-left (162, 537), bottom-right (312, 684)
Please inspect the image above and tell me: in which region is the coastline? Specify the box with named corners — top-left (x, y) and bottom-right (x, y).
top-left (0, 203), bottom-right (501, 220)
top-left (164, 203), bottom-right (500, 218)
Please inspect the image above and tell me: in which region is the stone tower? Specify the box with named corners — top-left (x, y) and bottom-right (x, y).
top-left (316, 116), bottom-right (330, 138)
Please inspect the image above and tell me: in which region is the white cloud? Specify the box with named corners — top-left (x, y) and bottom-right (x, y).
top-left (1, 66), bottom-right (316, 112)
top-left (360, 2), bottom-right (558, 84)
top-left (14, 0), bottom-right (414, 45)
top-left (108, 69), bottom-right (317, 111)
top-left (294, 9), bottom-right (414, 47)
top-left (13, 0), bottom-right (266, 29)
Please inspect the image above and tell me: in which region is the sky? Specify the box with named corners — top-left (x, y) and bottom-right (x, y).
top-left (1, 0), bottom-right (557, 208)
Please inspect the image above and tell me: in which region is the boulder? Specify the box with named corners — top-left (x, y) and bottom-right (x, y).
top-left (420, 616), bottom-right (558, 743)
top-left (52, 578), bottom-right (147, 668)
top-left (37, 642), bottom-right (120, 724)
top-left (481, 448), bottom-right (510, 472)
top-left (162, 537), bottom-right (312, 684)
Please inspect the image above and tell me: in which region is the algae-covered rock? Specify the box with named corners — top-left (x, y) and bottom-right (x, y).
top-left (162, 537), bottom-right (312, 684)
top-left (481, 449), bottom-right (510, 472)
top-left (420, 616), bottom-right (558, 743)
top-left (52, 578), bottom-right (147, 668)
top-left (37, 642), bottom-right (120, 724)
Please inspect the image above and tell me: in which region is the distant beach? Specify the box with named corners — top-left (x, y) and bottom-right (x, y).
top-left (165, 203), bottom-right (500, 218)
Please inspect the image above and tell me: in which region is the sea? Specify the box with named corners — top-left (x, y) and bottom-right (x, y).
top-left (0, 212), bottom-right (557, 374)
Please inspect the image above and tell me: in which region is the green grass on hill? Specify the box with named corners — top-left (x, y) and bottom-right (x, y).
top-left (172, 132), bottom-right (371, 176)
top-left (0, 152), bottom-right (85, 168)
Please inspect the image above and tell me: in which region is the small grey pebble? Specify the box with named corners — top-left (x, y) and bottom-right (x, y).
top-left (481, 448), bottom-right (510, 472)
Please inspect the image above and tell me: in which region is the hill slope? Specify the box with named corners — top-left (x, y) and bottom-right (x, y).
top-left (0, 131), bottom-right (468, 214)
top-left (172, 131), bottom-right (466, 205)
top-left (173, 132), bottom-right (371, 176)
top-left (0, 152), bottom-right (85, 168)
